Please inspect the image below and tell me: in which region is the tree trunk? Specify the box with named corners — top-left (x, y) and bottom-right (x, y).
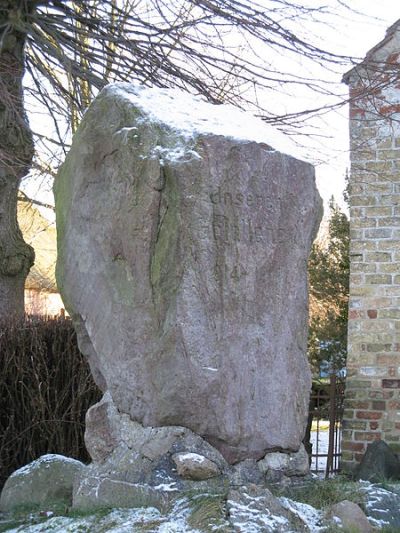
top-left (0, 1), bottom-right (35, 321)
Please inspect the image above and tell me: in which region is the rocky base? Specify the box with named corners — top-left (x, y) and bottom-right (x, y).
top-left (70, 392), bottom-right (311, 511)
top-left (0, 396), bottom-right (311, 524)
top-left (3, 422), bottom-right (400, 531)
top-left (3, 423), bottom-right (398, 532)
top-left (0, 447), bottom-right (313, 531)
top-left (2, 469), bottom-right (396, 532)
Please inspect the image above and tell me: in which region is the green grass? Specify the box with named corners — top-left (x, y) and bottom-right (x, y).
top-left (323, 526), bottom-right (369, 533)
top-left (272, 475), bottom-right (365, 511)
top-left (0, 504), bottom-right (114, 532)
top-left (186, 494), bottom-right (229, 532)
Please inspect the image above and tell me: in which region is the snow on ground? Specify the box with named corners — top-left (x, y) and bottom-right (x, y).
top-left (1, 503), bottom-right (200, 533)
top-left (3, 478), bottom-right (399, 532)
top-left (311, 429), bottom-right (329, 474)
top-left (227, 496), bottom-right (290, 532)
top-left (0, 494), bottom-right (324, 533)
top-left (108, 83), bottom-right (307, 162)
top-left (279, 497), bottom-right (324, 532)
top-left (360, 481), bottom-right (400, 529)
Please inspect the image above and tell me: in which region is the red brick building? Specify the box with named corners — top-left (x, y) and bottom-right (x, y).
top-left (341, 20), bottom-right (400, 471)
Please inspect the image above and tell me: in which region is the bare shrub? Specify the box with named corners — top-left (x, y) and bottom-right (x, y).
top-left (0, 316), bottom-right (101, 489)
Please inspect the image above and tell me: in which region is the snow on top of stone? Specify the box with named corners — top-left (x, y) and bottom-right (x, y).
top-left (176, 452), bottom-right (206, 463)
top-left (107, 83), bottom-right (307, 162)
top-left (360, 481), bottom-right (399, 528)
top-left (11, 454), bottom-right (83, 477)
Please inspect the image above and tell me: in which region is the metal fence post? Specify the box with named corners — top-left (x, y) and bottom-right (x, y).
top-left (325, 373), bottom-right (337, 478)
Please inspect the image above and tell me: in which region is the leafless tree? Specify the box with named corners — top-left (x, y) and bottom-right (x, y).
top-left (0, 0), bottom-right (359, 319)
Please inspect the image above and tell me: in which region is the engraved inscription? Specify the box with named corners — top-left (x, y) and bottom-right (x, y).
top-left (208, 187), bottom-right (286, 247)
top-left (212, 215), bottom-right (263, 244)
top-left (215, 263), bottom-right (248, 282)
top-left (210, 187), bottom-right (263, 208)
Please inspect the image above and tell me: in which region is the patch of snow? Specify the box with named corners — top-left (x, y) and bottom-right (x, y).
top-left (10, 464), bottom-right (34, 477)
top-left (228, 493), bottom-right (290, 533)
top-left (11, 454), bottom-right (82, 477)
top-left (360, 481), bottom-right (395, 527)
top-left (4, 516), bottom-right (94, 532)
top-left (7, 482), bottom-right (394, 533)
top-left (279, 497), bottom-right (324, 532)
top-left (106, 83), bottom-right (307, 162)
top-left (152, 144), bottom-right (201, 164)
top-left (177, 452), bottom-right (206, 463)
top-left (367, 515), bottom-right (392, 529)
top-left (153, 482), bottom-right (179, 492)
top-left (202, 366), bottom-right (219, 372)
top-left (113, 126), bottom-right (139, 145)
top-left (98, 508), bottom-right (162, 532)
top-left (3, 505), bottom-right (202, 533)
top-left (310, 428), bottom-right (329, 474)
top-left (228, 500), bottom-right (289, 532)
top-left (156, 498), bottom-right (203, 533)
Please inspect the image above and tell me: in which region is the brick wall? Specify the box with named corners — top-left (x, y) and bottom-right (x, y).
top-left (342, 23), bottom-right (400, 471)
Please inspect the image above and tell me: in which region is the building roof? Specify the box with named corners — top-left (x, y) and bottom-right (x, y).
top-left (343, 19), bottom-right (400, 84)
top-left (18, 194), bottom-right (58, 293)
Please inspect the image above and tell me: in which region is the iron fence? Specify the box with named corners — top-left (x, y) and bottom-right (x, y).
top-left (305, 375), bottom-right (345, 477)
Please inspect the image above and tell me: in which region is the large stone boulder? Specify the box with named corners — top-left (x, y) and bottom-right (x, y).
top-left (172, 452), bottom-right (221, 481)
top-left (258, 444), bottom-right (310, 483)
top-left (55, 84), bottom-right (322, 464)
top-left (227, 485), bottom-right (308, 532)
top-left (0, 454), bottom-right (85, 512)
top-left (357, 440), bottom-right (400, 482)
top-left (325, 500), bottom-right (374, 533)
top-left (363, 483), bottom-right (400, 529)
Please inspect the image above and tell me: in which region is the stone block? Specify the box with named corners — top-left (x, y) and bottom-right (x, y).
top-left (0, 455), bottom-right (85, 512)
top-left (172, 453), bottom-right (221, 480)
top-left (356, 440), bottom-right (400, 482)
top-left (325, 500), bottom-right (373, 532)
top-left (257, 444), bottom-right (309, 478)
top-left (55, 83), bottom-right (321, 464)
top-left (365, 274), bottom-right (392, 285)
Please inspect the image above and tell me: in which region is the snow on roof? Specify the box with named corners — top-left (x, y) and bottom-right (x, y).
top-left (106, 83), bottom-right (308, 163)
top-left (343, 18), bottom-right (400, 83)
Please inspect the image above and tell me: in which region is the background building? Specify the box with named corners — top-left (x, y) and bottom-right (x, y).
top-left (342, 20), bottom-right (400, 470)
top-left (18, 194), bottom-right (65, 317)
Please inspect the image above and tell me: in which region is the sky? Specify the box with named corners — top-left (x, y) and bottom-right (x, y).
top-left (310, 1), bottom-right (400, 209)
top-left (22, 1), bottom-right (400, 219)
